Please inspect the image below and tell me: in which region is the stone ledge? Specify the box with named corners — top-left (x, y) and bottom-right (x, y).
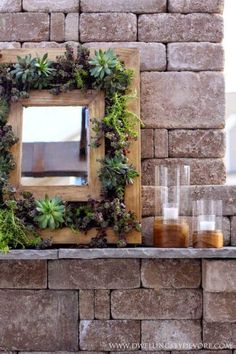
top-left (1, 248), bottom-right (236, 260)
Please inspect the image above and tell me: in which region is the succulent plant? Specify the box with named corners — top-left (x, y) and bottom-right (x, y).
top-left (34, 195), bottom-right (65, 229)
top-left (89, 49), bottom-right (120, 80)
top-left (0, 99), bottom-right (9, 126)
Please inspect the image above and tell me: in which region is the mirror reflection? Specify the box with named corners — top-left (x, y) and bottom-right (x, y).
top-left (21, 106), bottom-right (89, 186)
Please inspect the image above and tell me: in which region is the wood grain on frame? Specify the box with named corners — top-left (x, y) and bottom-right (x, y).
top-left (1, 48), bottom-right (141, 244)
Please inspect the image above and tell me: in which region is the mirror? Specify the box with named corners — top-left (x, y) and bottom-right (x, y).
top-left (21, 106), bottom-right (89, 186)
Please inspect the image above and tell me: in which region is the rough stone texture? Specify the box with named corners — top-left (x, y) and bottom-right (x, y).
top-left (65, 13), bottom-right (79, 41)
top-left (0, 0), bottom-right (21, 12)
top-left (0, 250), bottom-right (58, 260)
top-left (0, 261), bottom-right (47, 289)
top-left (141, 72), bottom-right (225, 129)
top-left (111, 352), bottom-right (169, 354)
top-left (48, 259), bottom-right (140, 289)
top-left (79, 290), bottom-right (95, 319)
top-left (138, 14), bottom-right (223, 43)
top-left (50, 13), bottom-right (65, 42)
top-left (85, 42), bottom-right (166, 71)
top-left (203, 321), bottom-right (236, 349)
top-left (231, 217), bottom-right (236, 246)
top-left (141, 129), bottom-right (154, 158)
top-left (95, 290), bottom-right (110, 319)
top-left (23, 0), bottom-right (79, 12)
top-left (173, 352), bottom-right (232, 354)
top-left (169, 130), bottom-right (226, 158)
top-left (0, 290), bottom-right (78, 351)
top-left (203, 261), bottom-right (236, 292)
top-left (81, 0), bottom-right (166, 13)
top-left (22, 42), bottom-right (61, 48)
top-left (154, 129), bottom-right (168, 158)
top-left (142, 159), bottom-right (226, 186)
top-left (141, 259), bottom-right (201, 289)
top-left (80, 13), bottom-right (137, 42)
top-left (80, 320), bottom-right (140, 351)
top-left (142, 320), bottom-right (202, 350)
top-left (204, 292), bottom-right (236, 322)
top-left (0, 14), bottom-right (49, 42)
top-left (0, 42), bottom-right (21, 48)
top-left (111, 289), bottom-right (202, 319)
top-left (169, 0), bottom-right (224, 13)
top-left (168, 43), bottom-right (224, 71)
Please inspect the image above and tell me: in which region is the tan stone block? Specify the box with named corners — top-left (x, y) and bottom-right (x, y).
top-left (85, 42), bottom-right (166, 71)
top-left (0, 0), bottom-right (21, 12)
top-left (0, 261), bottom-right (47, 289)
top-left (80, 13), bottom-right (137, 42)
top-left (203, 321), bottom-right (236, 349)
top-left (23, 0), bottom-right (79, 12)
top-left (50, 13), bottom-right (65, 42)
top-left (48, 259), bottom-right (140, 289)
top-left (169, 130), bottom-right (225, 158)
top-left (141, 72), bottom-right (225, 129)
top-left (0, 14), bottom-right (49, 42)
top-left (142, 158), bottom-right (226, 185)
top-left (141, 129), bottom-right (154, 158)
top-left (81, 0), bottom-right (166, 13)
top-left (169, 0), bottom-right (224, 13)
top-left (138, 14), bottom-right (223, 43)
top-left (65, 13), bottom-right (79, 41)
top-left (141, 259), bottom-right (201, 289)
top-left (22, 42), bottom-right (61, 48)
top-left (0, 290), bottom-right (78, 351)
top-left (0, 42), bottom-right (20, 48)
top-left (95, 290), bottom-right (110, 319)
top-left (79, 290), bottom-right (94, 319)
top-left (204, 292), bottom-right (236, 322)
top-left (168, 43), bottom-right (224, 71)
top-left (231, 217), bottom-right (236, 246)
top-left (79, 320), bottom-right (140, 351)
top-left (111, 289), bottom-right (202, 319)
top-left (154, 129), bottom-right (168, 158)
top-left (203, 261), bottom-right (236, 292)
top-left (142, 320), bottom-right (202, 350)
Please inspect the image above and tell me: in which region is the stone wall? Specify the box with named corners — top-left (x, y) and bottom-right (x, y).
top-left (0, 1), bottom-right (235, 353)
top-left (0, 258), bottom-right (235, 352)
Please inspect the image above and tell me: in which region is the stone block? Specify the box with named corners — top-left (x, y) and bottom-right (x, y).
top-left (23, 0), bottom-right (79, 12)
top-left (141, 259), bottom-right (201, 289)
top-left (0, 42), bottom-right (21, 48)
top-left (138, 14), bottom-right (223, 43)
top-left (0, 261), bottom-right (47, 289)
top-left (0, 290), bottom-right (78, 351)
top-left (0, 14), bottom-right (49, 41)
top-left (65, 13), bottom-right (79, 41)
top-left (95, 290), bottom-right (110, 319)
top-left (22, 42), bottom-right (61, 48)
top-left (48, 259), bottom-right (140, 289)
top-left (79, 320), bottom-right (140, 351)
top-left (141, 129), bottom-right (154, 158)
top-left (169, 129), bottom-right (225, 158)
top-left (142, 158), bottom-right (226, 185)
top-left (85, 42), bottom-right (166, 71)
top-left (141, 72), bottom-right (225, 128)
top-left (169, 0), bottom-right (224, 13)
top-left (79, 290), bottom-right (94, 319)
top-left (204, 292), bottom-right (236, 322)
top-left (80, 13), bottom-right (137, 42)
top-left (231, 217), bottom-right (236, 245)
top-left (203, 321), bottom-right (236, 349)
top-left (111, 289), bottom-right (202, 319)
top-left (142, 320), bottom-right (202, 351)
top-left (50, 13), bottom-right (65, 42)
top-left (0, 0), bottom-right (21, 12)
top-left (141, 216), bottom-right (154, 245)
top-left (168, 43), bottom-right (224, 71)
top-left (154, 129), bottom-right (168, 158)
top-left (203, 260), bottom-right (236, 292)
top-left (81, 0), bottom-right (166, 13)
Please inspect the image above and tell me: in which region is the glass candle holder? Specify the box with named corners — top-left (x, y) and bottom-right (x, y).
top-left (192, 200), bottom-right (223, 248)
top-left (153, 165), bottom-right (190, 248)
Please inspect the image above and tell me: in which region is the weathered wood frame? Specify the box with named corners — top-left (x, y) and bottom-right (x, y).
top-left (0, 48), bottom-right (141, 244)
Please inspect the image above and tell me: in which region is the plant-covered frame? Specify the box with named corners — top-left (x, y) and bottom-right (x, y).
top-left (0, 47), bottom-right (141, 245)
top-left (8, 89), bottom-right (105, 201)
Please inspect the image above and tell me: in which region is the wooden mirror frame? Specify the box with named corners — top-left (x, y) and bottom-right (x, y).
top-left (8, 90), bottom-right (105, 202)
top-left (0, 48), bottom-right (141, 244)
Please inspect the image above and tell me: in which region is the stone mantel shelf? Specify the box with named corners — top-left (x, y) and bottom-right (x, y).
top-left (1, 247), bottom-right (236, 260)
